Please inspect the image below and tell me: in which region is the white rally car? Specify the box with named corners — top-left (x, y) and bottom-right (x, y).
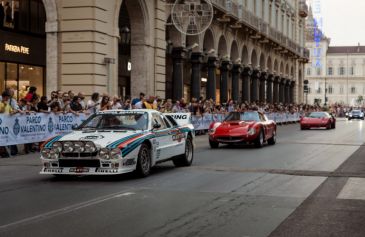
top-left (40, 110), bottom-right (194, 177)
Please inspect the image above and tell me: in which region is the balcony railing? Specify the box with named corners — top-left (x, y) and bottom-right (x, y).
top-left (209, 0), bottom-right (309, 60)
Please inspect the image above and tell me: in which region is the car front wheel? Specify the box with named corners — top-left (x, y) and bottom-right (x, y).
top-left (255, 130), bottom-right (264, 148)
top-left (209, 140), bottom-right (219, 148)
top-left (136, 143), bottom-right (151, 177)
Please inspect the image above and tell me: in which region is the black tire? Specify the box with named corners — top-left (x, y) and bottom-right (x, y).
top-left (348, 118), bottom-right (351, 120)
top-left (332, 122), bottom-right (336, 129)
top-left (173, 136), bottom-right (194, 167)
top-left (209, 140), bottom-right (219, 149)
top-left (326, 123), bottom-right (331, 130)
top-left (300, 126), bottom-right (305, 130)
top-left (255, 130), bottom-right (264, 148)
top-left (267, 130), bottom-right (276, 145)
top-left (135, 143), bottom-right (151, 177)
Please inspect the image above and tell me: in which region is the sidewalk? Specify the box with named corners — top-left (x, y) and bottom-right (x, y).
top-left (269, 143), bottom-right (365, 237)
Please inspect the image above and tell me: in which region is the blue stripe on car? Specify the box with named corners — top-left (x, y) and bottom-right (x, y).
top-left (106, 133), bottom-right (144, 148)
top-left (44, 135), bottom-right (63, 148)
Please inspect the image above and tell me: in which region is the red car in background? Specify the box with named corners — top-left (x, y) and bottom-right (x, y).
top-left (300, 112), bottom-right (336, 130)
top-left (208, 111), bottom-right (277, 148)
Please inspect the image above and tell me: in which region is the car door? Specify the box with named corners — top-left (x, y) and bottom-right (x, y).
top-left (162, 114), bottom-right (185, 157)
top-left (151, 113), bottom-right (174, 160)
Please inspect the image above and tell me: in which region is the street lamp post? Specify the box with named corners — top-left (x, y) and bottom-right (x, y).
top-left (324, 76), bottom-right (327, 106)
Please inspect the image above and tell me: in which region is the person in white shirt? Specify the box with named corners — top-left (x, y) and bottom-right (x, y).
top-left (86, 92), bottom-right (100, 114)
top-left (111, 96), bottom-right (122, 110)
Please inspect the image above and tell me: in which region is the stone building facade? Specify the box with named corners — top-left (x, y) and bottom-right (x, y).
top-left (2, 0), bottom-right (309, 103)
top-left (305, 6), bottom-right (365, 106)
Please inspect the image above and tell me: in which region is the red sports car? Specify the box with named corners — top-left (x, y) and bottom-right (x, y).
top-left (300, 112), bottom-right (336, 130)
top-left (208, 111), bottom-right (277, 148)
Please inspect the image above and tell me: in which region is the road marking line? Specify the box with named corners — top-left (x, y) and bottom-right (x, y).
top-left (0, 191), bottom-right (136, 231)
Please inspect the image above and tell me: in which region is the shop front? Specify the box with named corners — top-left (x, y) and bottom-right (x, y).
top-left (0, 30), bottom-right (45, 99)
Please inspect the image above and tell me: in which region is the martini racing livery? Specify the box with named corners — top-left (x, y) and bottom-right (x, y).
top-left (40, 110), bottom-right (194, 177)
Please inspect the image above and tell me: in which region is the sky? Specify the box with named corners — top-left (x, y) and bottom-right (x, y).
top-left (307, 0), bottom-right (365, 46)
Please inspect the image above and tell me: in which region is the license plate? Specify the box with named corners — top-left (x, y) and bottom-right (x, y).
top-left (69, 167), bottom-right (89, 173)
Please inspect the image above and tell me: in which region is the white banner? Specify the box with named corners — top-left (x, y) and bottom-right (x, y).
top-left (0, 113), bottom-right (88, 146)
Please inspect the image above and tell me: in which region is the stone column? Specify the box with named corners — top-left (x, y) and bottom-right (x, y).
top-left (285, 80), bottom-right (291, 104)
top-left (220, 60), bottom-right (232, 104)
top-left (273, 76), bottom-right (280, 104)
top-left (251, 69), bottom-right (260, 102)
top-left (172, 47), bottom-right (187, 101)
top-left (190, 52), bottom-right (203, 100)
top-left (279, 78), bottom-right (286, 103)
top-left (290, 81), bottom-right (295, 103)
top-left (259, 72), bottom-right (267, 102)
top-left (231, 64), bottom-right (242, 102)
top-left (207, 56), bottom-right (218, 101)
top-left (241, 66), bottom-right (252, 103)
top-left (267, 74), bottom-right (274, 103)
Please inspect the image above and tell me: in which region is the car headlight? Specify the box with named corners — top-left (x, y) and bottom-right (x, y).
top-left (52, 142), bottom-right (63, 153)
top-left (248, 128), bottom-right (256, 135)
top-left (110, 148), bottom-right (121, 159)
top-left (73, 141), bottom-right (85, 153)
top-left (99, 148), bottom-right (110, 160)
top-left (41, 149), bottom-right (51, 159)
top-left (63, 141), bottom-right (74, 153)
top-left (49, 149), bottom-right (59, 159)
top-left (84, 141), bottom-right (96, 153)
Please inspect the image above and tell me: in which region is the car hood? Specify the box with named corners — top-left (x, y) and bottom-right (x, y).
top-left (302, 117), bottom-right (328, 123)
top-left (215, 121), bottom-right (255, 135)
top-left (58, 130), bottom-right (146, 148)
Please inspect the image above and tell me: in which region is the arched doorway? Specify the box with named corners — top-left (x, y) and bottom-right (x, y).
top-left (117, 0), bottom-right (150, 100)
top-left (118, 1), bottom-right (131, 100)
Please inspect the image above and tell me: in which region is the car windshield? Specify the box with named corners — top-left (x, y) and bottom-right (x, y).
top-left (308, 112), bottom-right (328, 118)
top-left (77, 112), bottom-right (149, 131)
top-left (352, 110), bottom-right (360, 114)
top-left (225, 112), bottom-right (260, 122)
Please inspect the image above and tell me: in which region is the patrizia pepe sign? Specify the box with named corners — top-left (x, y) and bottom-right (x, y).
top-left (171, 0), bottom-right (214, 35)
top-left (4, 43), bottom-right (30, 55)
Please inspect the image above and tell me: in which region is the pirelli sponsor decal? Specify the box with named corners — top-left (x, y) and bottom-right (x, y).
top-left (43, 168), bottom-right (63, 173)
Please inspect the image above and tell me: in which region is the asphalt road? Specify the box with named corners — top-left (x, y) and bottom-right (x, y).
top-left (1, 119), bottom-right (365, 237)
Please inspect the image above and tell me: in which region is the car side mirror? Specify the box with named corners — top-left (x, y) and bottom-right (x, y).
top-left (153, 123), bottom-right (161, 129)
top-left (72, 124), bottom-right (79, 130)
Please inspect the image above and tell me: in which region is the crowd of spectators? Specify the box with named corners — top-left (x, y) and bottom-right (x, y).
top-left (0, 86), bottom-right (359, 157)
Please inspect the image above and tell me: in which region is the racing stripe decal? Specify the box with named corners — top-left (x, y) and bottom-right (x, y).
top-left (106, 133), bottom-right (144, 149)
top-left (44, 135), bottom-right (63, 149)
top-left (122, 134), bottom-right (155, 157)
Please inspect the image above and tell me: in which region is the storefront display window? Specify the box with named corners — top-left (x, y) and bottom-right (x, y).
top-left (0, 62), bottom-right (44, 99)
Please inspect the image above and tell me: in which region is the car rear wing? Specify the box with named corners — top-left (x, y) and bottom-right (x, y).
top-left (164, 113), bottom-right (192, 127)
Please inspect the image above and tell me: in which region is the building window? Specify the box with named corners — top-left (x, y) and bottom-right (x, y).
top-left (351, 87), bottom-right (356, 94)
top-left (317, 87), bottom-right (321, 94)
top-left (308, 87), bottom-right (311, 94)
top-left (262, 0), bottom-right (265, 18)
top-left (339, 67), bottom-right (345, 75)
top-left (306, 68), bottom-right (311, 76)
top-left (328, 67), bottom-right (333, 75)
top-left (350, 67), bottom-right (354, 75)
top-left (340, 86), bottom-right (344, 94)
top-left (328, 85), bottom-right (333, 94)
top-left (316, 68), bottom-right (321, 76)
